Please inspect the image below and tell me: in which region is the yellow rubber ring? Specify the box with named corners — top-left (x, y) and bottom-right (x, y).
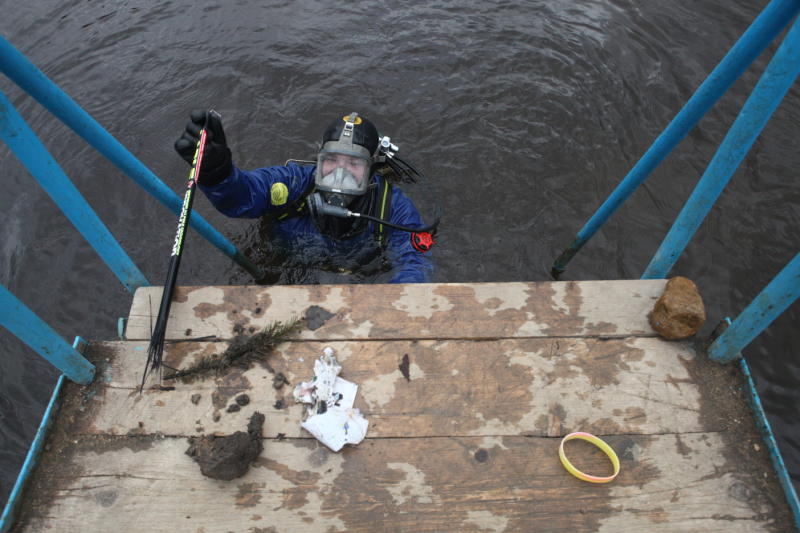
top-left (559, 432), bottom-right (620, 483)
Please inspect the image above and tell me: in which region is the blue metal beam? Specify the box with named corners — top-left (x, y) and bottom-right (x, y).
top-left (551, 0), bottom-right (800, 277)
top-left (0, 36), bottom-right (263, 280)
top-left (738, 356), bottom-right (800, 530)
top-left (643, 18), bottom-right (800, 279)
top-left (709, 253), bottom-right (800, 363)
top-left (0, 90), bottom-right (149, 292)
top-left (0, 374), bottom-right (65, 533)
top-left (0, 285), bottom-right (95, 384)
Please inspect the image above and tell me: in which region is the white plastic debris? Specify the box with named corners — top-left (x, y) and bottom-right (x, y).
top-left (301, 407), bottom-right (369, 452)
top-left (292, 347), bottom-right (369, 452)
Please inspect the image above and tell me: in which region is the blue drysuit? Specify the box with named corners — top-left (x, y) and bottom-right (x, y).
top-left (199, 162), bottom-right (433, 283)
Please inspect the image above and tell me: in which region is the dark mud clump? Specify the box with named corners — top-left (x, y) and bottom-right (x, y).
top-left (272, 372), bottom-right (290, 389)
top-left (305, 305), bottom-right (334, 330)
top-left (236, 394), bottom-right (250, 406)
top-left (186, 412), bottom-right (265, 480)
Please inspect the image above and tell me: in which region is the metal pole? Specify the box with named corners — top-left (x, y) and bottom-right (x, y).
top-left (0, 285), bottom-right (95, 384)
top-left (0, 36), bottom-right (263, 280)
top-left (551, 0), bottom-right (800, 278)
top-left (709, 253), bottom-right (800, 363)
top-left (0, 374), bottom-right (65, 533)
top-left (643, 18), bottom-right (800, 279)
top-left (738, 357), bottom-right (800, 529)
top-left (0, 89), bottom-right (149, 293)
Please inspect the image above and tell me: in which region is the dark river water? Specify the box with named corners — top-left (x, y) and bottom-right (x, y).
top-left (1, 0), bottom-right (798, 507)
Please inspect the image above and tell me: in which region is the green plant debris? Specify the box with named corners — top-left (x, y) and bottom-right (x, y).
top-left (164, 318), bottom-right (301, 381)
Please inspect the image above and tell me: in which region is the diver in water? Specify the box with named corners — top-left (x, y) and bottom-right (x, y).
top-left (174, 111), bottom-right (435, 283)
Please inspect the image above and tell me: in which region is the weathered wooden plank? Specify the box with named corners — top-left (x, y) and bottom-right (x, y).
top-left (125, 281), bottom-right (665, 341)
top-left (18, 434), bottom-right (787, 533)
top-left (81, 337), bottom-right (714, 437)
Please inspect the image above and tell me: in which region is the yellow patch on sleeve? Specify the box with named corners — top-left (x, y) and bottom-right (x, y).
top-left (270, 182), bottom-right (289, 206)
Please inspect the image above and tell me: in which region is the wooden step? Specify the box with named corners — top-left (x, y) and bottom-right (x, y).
top-left (79, 337), bottom-right (710, 438)
top-left (19, 433), bottom-right (773, 533)
top-left (13, 281), bottom-right (793, 532)
top-left (124, 281), bottom-right (666, 341)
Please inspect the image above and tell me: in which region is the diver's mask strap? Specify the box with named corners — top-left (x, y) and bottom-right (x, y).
top-left (342, 115), bottom-right (356, 136)
top-left (339, 113), bottom-right (358, 148)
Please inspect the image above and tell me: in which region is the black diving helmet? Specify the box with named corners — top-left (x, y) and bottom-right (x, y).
top-left (308, 112), bottom-right (440, 239)
top-left (314, 112), bottom-right (380, 206)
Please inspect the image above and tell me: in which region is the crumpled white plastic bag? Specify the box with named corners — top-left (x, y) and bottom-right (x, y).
top-left (301, 407), bottom-right (369, 452)
top-left (293, 347), bottom-right (369, 452)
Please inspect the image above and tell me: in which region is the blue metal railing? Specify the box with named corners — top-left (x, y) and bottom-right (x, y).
top-left (0, 89), bottom-right (148, 292)
top-left (0, 33), bottom-right (266, 532)
top-left (739, 355), bottom-right (800, 526)
top-left (642, 19), bottom-right (800, 278)
top-left (709, 254), bottom-right (800, 363)
top-left (552, 0), bottom-right (800, 363)
top-left (552, 0), bottom-right (800, 277)
top-left (0, 373), bottom-right (66, 533)
top-left (0, 35), bottom-right (266, 382)
top-left (0, 36), bottom-right (262, 282)
top-left (0, 287), bottom-right (94, 384)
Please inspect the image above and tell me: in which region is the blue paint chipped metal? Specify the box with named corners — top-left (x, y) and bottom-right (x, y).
top-left (0, 89), bottom-right (149, 293)
top-left (0, 344), bottom-right (72, 533)
top-left (739, 355), bottom-right (800, 530)
top-left (552, 0), bottom-right (800, 277)
top-left (0, 285), bottom-right (94, 384)
top-left (709, 254), bottom-right (800, 364)
top-left (0, 35), bottom-right (263, 281)
top-left (643, 20), bottom-right (800, 279)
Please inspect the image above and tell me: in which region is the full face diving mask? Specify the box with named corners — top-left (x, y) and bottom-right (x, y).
top-left (315, 114), bottom-right (373, 198)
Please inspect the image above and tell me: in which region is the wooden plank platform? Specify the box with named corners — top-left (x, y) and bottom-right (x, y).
top-left (124, 281), bottom-right (665, 341)
top-left (12, 282), bottom-right (794, 532)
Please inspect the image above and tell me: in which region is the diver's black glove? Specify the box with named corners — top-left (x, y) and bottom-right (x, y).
top-left (174, 110), bottom-right (233, 186)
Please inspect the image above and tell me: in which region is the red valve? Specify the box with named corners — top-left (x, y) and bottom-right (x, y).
top-left (411, 232), bottom-right (435, 252)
